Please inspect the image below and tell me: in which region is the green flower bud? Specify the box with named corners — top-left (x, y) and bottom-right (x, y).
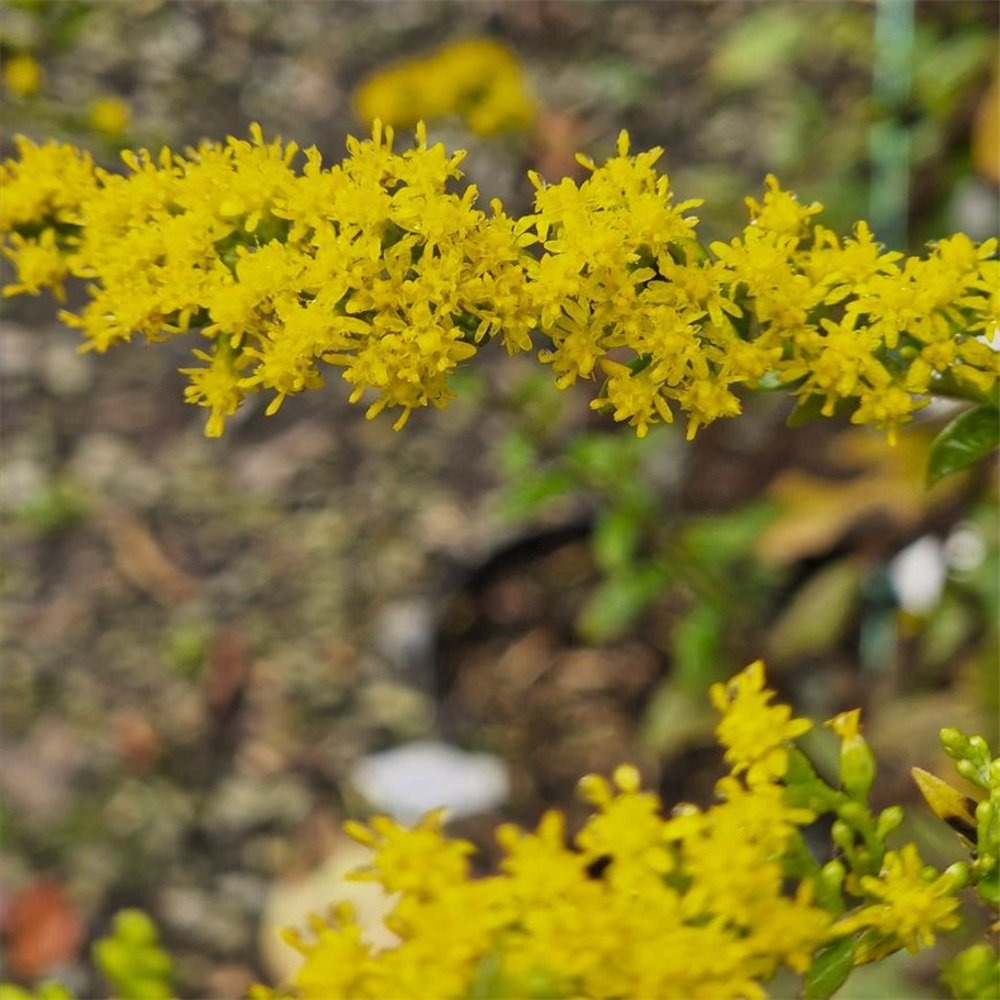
top-left (957, 759), bottom-right (980, 784)
top-left (976, 798), bottom-right (999, 842)
top-left (831, 818), bottom-right (853, 844)
top-left (876, 805), bottom-right (904, 839)
top-left (940, 727), bottom-right (969, 755)
top-left (816, 859), bottom-right (847, 913)
top-left (826, 709), bottom-right (875, 802)
top-left (941, 943), bottom-right (1000, 1000)
top-left (939, 861), bottom-right (970, 893)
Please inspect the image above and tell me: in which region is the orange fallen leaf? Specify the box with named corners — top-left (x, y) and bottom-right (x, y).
top-left (3, 880), bottom-right (84, 979)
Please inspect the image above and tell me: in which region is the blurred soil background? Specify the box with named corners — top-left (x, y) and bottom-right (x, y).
top-left (0, 2), bottom-right (998, 997)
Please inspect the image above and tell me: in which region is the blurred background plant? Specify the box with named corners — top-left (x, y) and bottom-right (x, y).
top-left (352, 35), bottom-right (538, 138)
top-left (0, 0), bottom-right (131, 146)
top-left (0, 2), bottom-right (996, 997)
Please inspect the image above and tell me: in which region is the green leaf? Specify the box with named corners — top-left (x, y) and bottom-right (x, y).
top-left (591, 506), bottom-right (642, 573)
top-left (767, 557), bottom-right (862, 660)
top-left (710, 7), bottom-right (807, 89)
top-left (567, 433), bottom-right (641, 484)
top-left (640, 679), bottom-right (715, 757)
top-left (785, 748), bottom-right (848, 815)
top-left (498, 430), bottom-right (536, 476)
top-left (804, 936), bottom-right (855, 1000)
top-left (679, 501), bottom-right (779, 567)
top-left (671, 601), bottom-right (725, 694)
top-left (786, 393), bottom-right (856, 428)
top-left (665, 238), bottom-right (709, 266)
top-left (500, 469), bottom-right (577, 520)
top-left (577, 565), bottom-right (668, 642)
top-left (469, 956), bottom-right (569, 1000)
top-left (927, 405), bottom-right (1000, 487)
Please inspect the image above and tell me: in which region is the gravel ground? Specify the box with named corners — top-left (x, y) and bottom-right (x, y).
top-left (0, 3), bottom-right (997, 996)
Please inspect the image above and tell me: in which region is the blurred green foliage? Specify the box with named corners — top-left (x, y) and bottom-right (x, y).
top-left (499, 422), bottom-right (783, 690)
top-left (93, 909), bottom-right (173, 1000)
top-left (11, 479), bottom-right (89, 540)
top-left (0, 983), bottom-right (74, 1000)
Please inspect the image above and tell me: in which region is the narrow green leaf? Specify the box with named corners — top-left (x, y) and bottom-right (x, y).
top-left (577, 565), bottom-right (667, 642)
top-left (680, 501), bottom-right (779, 566)
top-left (786, 393), bottom-right (826, 427)
top-left (498, 430), bottom-right (535, 476)
top-left (500, 470), bottom-right (577, 520)
top-left (671, 601), bottom-right (725, 693)
top-left (804, 936), bottom-right (855, 1000)
top-left (591, 506), bottom-right (642, 572)
top-left (786, 393), bottom-right (856, 428)
top-left (926, 405), bottom-right (999, 487)
top-left (784, 748), bottom-right (848, 816)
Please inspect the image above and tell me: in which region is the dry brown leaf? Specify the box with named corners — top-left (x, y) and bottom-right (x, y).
top-left (973, 59), bottom-right (1000, 185)
top-left (532, 109), bottom-right (592, 182)
top-left (203, 628), bottom-right (254, 721)
top-left (757, 429), bottom-right (965, 565)
top-left (101, 505), bottom-right (201, 606)
top-left (114, 710), bottom-right (162, 771)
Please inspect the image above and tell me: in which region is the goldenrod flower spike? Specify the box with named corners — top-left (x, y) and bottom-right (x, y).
top-left (1, 127), bottom-right (997, 442)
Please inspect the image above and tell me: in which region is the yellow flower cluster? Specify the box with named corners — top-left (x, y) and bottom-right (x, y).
top-left (0, 136), bottom-right (99, 299)
top-left (526, 132), bottom-right (740, 438)
top-left (1, 124), bottom-right (997, 441)
top-left (524, 141), bottom-right (997, 442)
top-left (252, 661), bottom-right (977, 1000)
top-left (709, 658), bottom-right (812, 783)
top-left (834, 843), bottom-right (963, 959)
top-left (352, 38), bottom-right (537, 137)
top-left (1, 124), bottom-right (534, 435)
top-left (254, 663), bottom-right (831, 1000)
